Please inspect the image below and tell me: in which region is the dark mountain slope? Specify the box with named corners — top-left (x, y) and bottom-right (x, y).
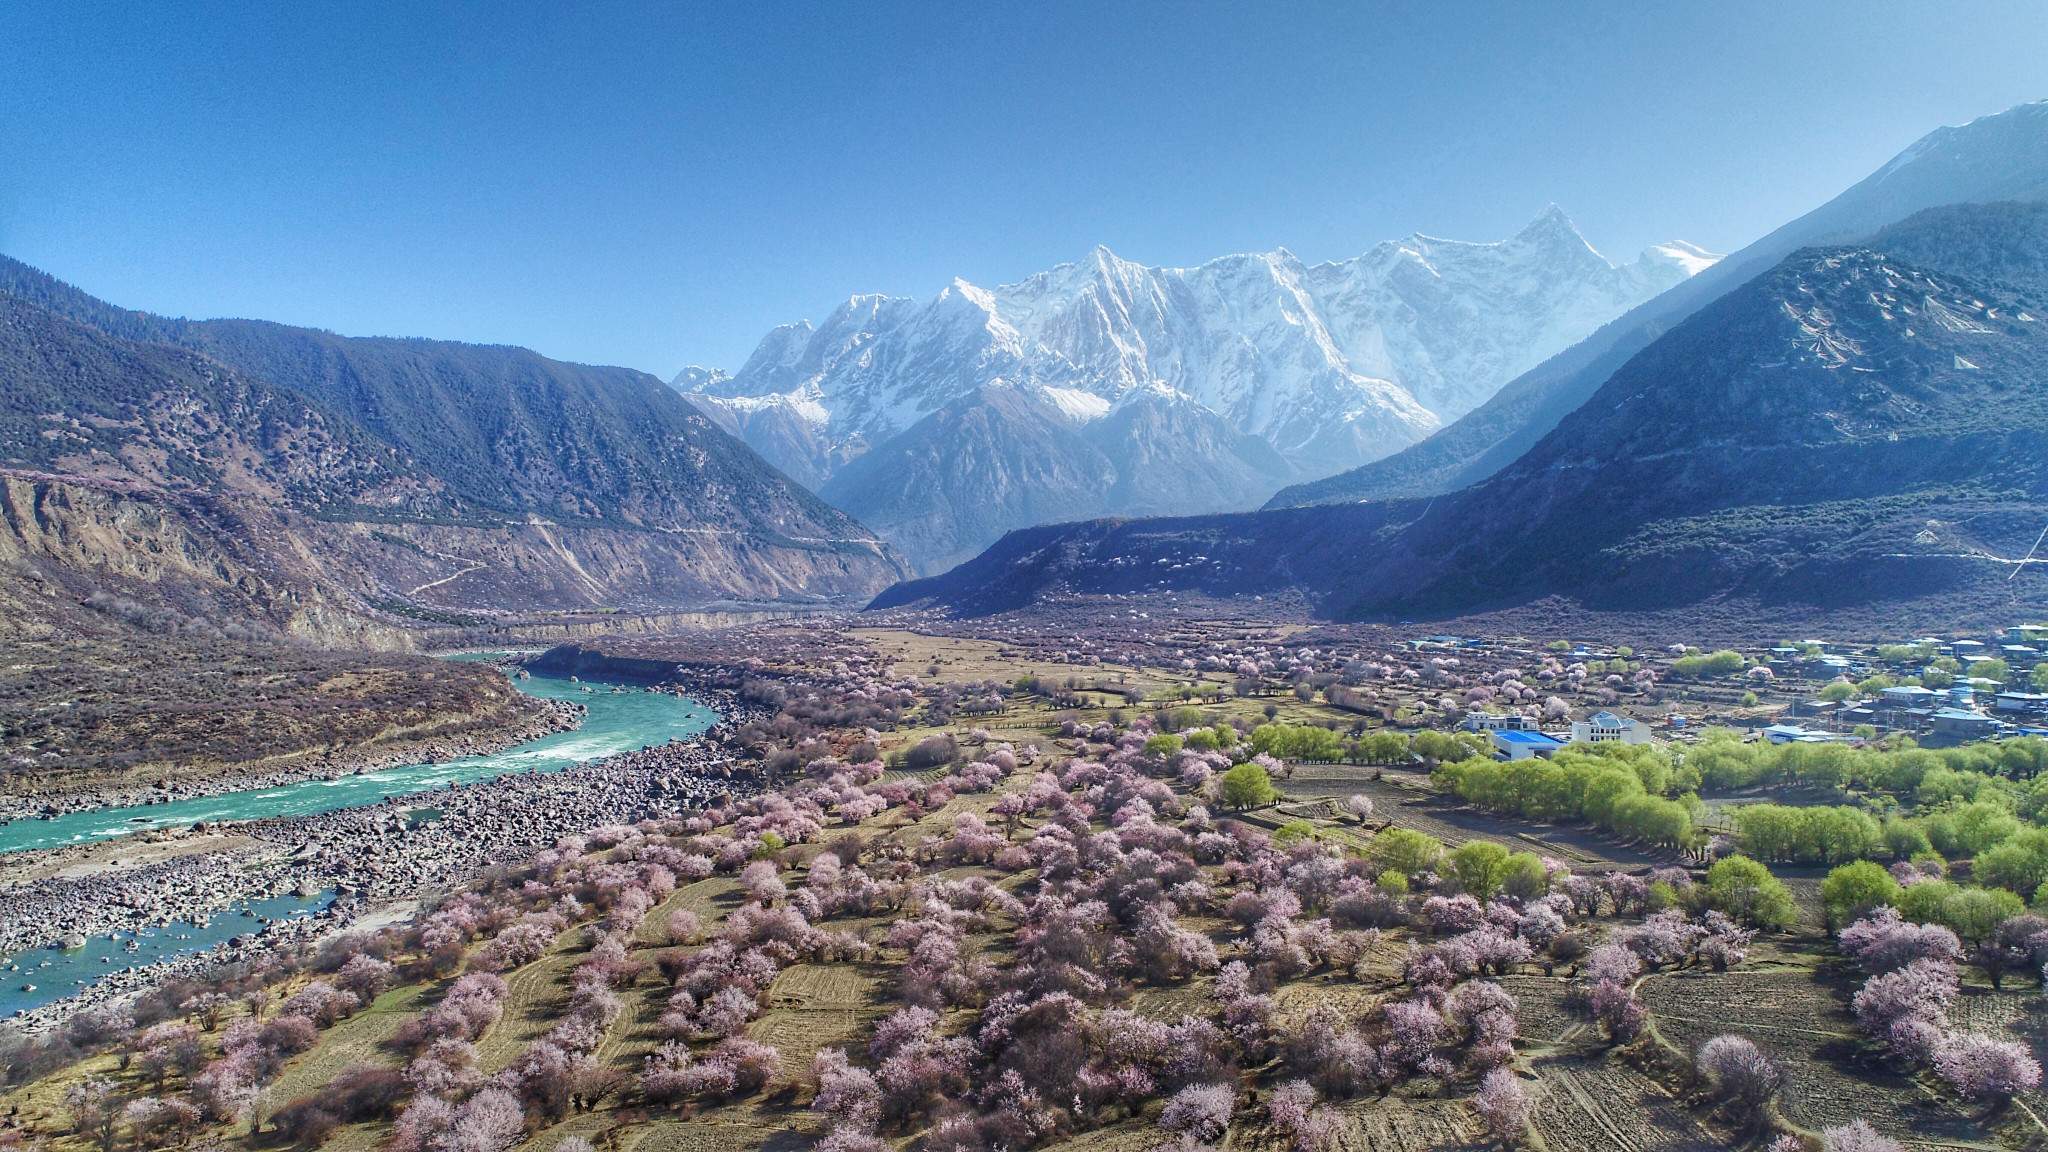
top-left (1866, 200), bottom-right (2048, 295)
top-left (874, 241), bottom-right (2048, 620)
top-left (0, 255), bottom-right (881, 538)
top-left (0, 294), bottom-right (443, 512)
top-left (0, 257), bottom-right (913, 616)
top-left (1267, 98), bottom-right (2048, 509)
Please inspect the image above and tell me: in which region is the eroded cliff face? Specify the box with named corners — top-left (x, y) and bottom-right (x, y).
top-left (0, 471), bottom-right (897, 652)
top-left (0, 473), bottom-right (418, 649)
top-left (281, 513), bottom-right (906, 617)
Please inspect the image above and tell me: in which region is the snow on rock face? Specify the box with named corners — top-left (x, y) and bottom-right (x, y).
top-left (685, 206), bottom-right (1712, 472)
top-left (675, 206), bottom-right (1715, 570)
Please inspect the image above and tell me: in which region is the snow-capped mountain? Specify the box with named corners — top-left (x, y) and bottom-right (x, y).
top-left (680, 207), bottom-right (1716, 571)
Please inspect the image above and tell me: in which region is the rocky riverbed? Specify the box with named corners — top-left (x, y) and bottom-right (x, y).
top-left (0, 688), bottom-right (768, 1029)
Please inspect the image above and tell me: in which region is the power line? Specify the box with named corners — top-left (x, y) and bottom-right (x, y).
top-left (2012, 520), bottom-right (2048, 581)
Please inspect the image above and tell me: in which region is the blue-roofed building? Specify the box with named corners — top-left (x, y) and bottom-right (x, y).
top-left (1930, 708), bottom-right (1999, 737)
top-left (1490, 730), bottom-right (1566, 761)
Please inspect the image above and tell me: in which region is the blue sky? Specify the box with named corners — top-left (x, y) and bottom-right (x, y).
top-left (2, 1), bottom-right (2044, 376)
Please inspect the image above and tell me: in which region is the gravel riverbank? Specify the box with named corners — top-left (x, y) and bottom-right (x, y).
top-left (0, 686), bottom-right (768, 1030)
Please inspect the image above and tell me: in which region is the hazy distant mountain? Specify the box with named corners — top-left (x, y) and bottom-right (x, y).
top-left (874, 207), bottom-right (2048, 621)
top-left (682, 208), bottom-right (1712, 571)
top-left (0, 257), bottom-right (913, 633)
top-left (1269, 98), bottom-right (2048, 509)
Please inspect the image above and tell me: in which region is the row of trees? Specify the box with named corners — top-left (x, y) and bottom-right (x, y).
top-left (1690, 731), bottom-right (2048, 792)
top-left (1431, 744), bottom-right (1696, 848)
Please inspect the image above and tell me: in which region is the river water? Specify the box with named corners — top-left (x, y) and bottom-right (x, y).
top-left (0, 657), bottom-right (715, 855)
top-left (0, 657), bottom-right (713, 1017)
top-left (1, 890), bottom-right (335, 1018)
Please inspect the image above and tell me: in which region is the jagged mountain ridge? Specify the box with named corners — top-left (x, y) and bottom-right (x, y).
top-left (683, 208), bottom-right (1713, 571)
top-left (0, 259), bottom-right (915, 631)
top-left (872, 209), bottom-right (2048, 621)
top-left (1268, 97), bottom-right (2048, 509)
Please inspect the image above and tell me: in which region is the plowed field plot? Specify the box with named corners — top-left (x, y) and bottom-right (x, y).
top-left (767, 962), bottom-right (881, 1010)
top-left (512, 1113), bottom-right (612, 1152)
top-left (1320, 1093), bottom-right (1481, 1152)
top-left (594, 973), bottom-right (652, 1065)
top-left (626, 1120), bottom-right (812, 1152)
top-left (660, 876), bottom-right (744, 929)
top-left (314, 1122), bottom-right (391, 1152)
top-left (1272, 979), bottom-right (1385, 1023)
top-left (476, 947), bottom-right (585, 1073)
top-left (1047, 1119), bottom-right (1170, 1152)
top-left (1531, 1055), bottom-right (1718, 1152)
top-left (1130, 980), bottom-right (1218, 1022)
top-left (269, 982), bottom-right (429, 1102)
top-left (1497, 974), bottom-right (1580, 1047)
top-left (1948, 986), bottom-right (2048, 1039)
top-left (1348, 933), bottom-right (1419, 985)
top-left (746, 962), bottom-right (890, 1072)
top-left (1639, 966), bottom-right (1989, 1146)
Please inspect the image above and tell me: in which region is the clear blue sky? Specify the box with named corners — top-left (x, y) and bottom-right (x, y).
top-left (3, 1), bottom-right (2044, 377)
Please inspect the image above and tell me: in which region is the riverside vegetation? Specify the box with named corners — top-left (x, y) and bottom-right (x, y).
top-left (7, 618), bottom-right (2048, 1152)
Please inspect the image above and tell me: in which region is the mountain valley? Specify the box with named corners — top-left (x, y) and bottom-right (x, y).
top-left (874, 201), bottom-right (2048, 625)
top-left (682, 210), bottom-right (1714, 571)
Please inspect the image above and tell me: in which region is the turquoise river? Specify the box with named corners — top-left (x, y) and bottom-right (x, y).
top-left (0, 656), bottom-right (714, 1016)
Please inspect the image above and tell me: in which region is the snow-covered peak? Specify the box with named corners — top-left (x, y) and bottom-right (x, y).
top-left (1631, 240), bottom-right (1722, 281)
top-left (671, 365), bottom-right (731, 392)
top-left (690, 205), bottom-right (1717, 482)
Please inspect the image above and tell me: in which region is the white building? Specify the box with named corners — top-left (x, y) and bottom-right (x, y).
top-left (1880, 685), bottom-right (1938, 707)
top-left (1464, 712), bottom-right (1539, 732)
top-left (1569, 711), bottom-right (1653, 745)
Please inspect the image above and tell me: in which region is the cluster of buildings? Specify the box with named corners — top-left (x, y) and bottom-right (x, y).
top-left (1765, 627), bottom-right (2048, 746)
top-left (1464, 709), bottom-right (1655, 761)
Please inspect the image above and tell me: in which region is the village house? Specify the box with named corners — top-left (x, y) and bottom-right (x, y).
top-left (1569, 710), bottom-right (1654, 745)
top-left (1463, 712), bottom-right (1540, 732)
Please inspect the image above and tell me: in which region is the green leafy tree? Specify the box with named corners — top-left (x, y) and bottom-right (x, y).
top-left (1273, 819), bottom-right (1318, 845)
top-left (1499, 852), bottom-right (1552, 901)
top-left (2032, 662), bottom-right (2048, 691)
top-left (1818, 681), bottom-right (1856, 703)
top-left (1448, 840), bottom-right (1514, 900)
top-left (1369, 827), bottom-right (1443, 878)
top-left (1704, 855), bottom-right (1796, 930)
top-left (1943, 886), bottom-right (2025, 942)
top-left (1142, 734), bottom-right (1184, 759)
top-left (1819, 861), bottom-right (1900, 928)
top-left (1969, 658), bottom-right (2010, 682)
top-left (1973, 827), bottom-right (2048, 901)
top-left (1703, 650), bottom-right (1746, 676)
top-left (1216, 762), bottom-right (1279, 810)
